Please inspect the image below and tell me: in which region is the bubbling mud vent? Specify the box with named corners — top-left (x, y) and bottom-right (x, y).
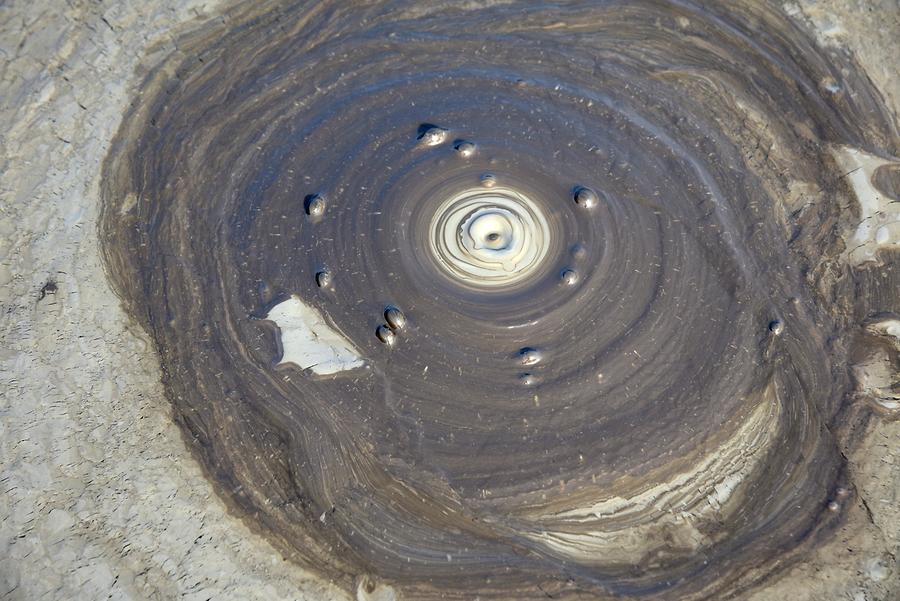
top-left (99, 2), bottom-right (899, 599)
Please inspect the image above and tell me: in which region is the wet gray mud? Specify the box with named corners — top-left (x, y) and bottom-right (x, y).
top-left (98, 1), bottom-right (900, 599)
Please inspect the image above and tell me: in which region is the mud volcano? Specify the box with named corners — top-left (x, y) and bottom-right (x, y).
top-left (99, 1), bottom-right (900, 599)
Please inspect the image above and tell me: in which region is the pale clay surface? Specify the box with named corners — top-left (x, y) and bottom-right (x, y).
top-left (267, 295), bottom-right (365, 375)
top-left (831, 146), bottom-right (900, 265)
top-left (0, 1), bottom-right (897, 601)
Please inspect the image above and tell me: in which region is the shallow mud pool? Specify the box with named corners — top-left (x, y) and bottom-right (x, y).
top-left (95, 1), bottom-right (899, 599)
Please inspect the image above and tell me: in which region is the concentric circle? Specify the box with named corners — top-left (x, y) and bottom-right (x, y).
top-left (99, 1), bottom-right (899, 600)
top-left (429, 186), bottom-right (551, 288)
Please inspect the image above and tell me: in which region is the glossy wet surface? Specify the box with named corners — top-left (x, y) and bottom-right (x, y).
top-left (99, 1), bottom-right (899, 599)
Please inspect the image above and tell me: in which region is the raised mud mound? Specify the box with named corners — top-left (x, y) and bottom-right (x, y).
top-left (99, 1), bottom-right (900, 599)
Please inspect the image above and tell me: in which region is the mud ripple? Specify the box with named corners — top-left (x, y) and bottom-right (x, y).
top-left (100, 1), bottom-right (900, 599)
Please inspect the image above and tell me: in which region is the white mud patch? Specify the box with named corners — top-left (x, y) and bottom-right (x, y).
top-left (267, 295), bottom-right (365, 375)
top-left (832, 146), bottom-right (900, 265)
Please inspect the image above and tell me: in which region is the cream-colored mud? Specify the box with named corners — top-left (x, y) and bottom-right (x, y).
top-left (525, 392), bottom-right (781, 566)
top-left (831, 146), bottom-right (899, 265)
top-left (267, 295), bottom-right (365, 375)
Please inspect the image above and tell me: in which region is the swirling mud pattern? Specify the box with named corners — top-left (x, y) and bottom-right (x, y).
top-left (100, 1), bottom-right (900, 599)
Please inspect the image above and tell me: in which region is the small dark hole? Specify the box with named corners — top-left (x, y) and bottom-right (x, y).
top-left (38, 280), bottom-right (58, 302)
